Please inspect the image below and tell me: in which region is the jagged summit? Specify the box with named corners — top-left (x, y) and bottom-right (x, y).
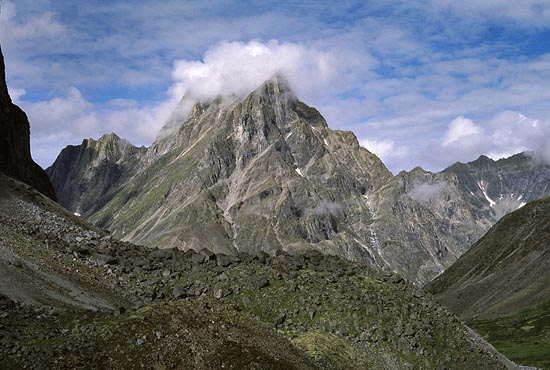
top-left (255, 73), bottom-right (296, 98)
top-left (0, 46), bottom-right (12, 110)
top-left (97, 132), bottom-right (122, 143)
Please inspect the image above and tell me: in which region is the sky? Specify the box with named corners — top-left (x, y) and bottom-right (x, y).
top-left (1, 0), bottom-right (549, 173)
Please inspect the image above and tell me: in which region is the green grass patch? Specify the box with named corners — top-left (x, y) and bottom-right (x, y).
top-left (469, 299), bottom-right (550, 369)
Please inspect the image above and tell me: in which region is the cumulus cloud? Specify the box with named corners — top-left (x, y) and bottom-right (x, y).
top-left (408, 182), bottom-right (447, 203)
top-left (442, 116), bottom-right (483, 146)
top-left (21, 39), bottom-right (351, 166)
top-left (20, 87), bottom-right (179, 167)
top-left (428, 112), bottom-right (550, 167)
top-left (359, 138), bottom-right (409, 164)
top-left (4, 1), bottom-right (550, 173)
top-left (170, 40), bottom-right (342, 102)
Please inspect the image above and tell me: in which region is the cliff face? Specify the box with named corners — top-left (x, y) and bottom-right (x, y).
top-left (0, 46), bottom-right (56, 200)
top-left (46, 133), bottom-right (146, 216)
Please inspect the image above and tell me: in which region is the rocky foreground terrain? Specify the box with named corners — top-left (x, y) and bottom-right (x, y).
top-left (0, 173), bottom-right (519, 369)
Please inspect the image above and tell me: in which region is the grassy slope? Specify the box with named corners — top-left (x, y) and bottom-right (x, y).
top-left (469, 300), bottom-right (550, 369)
top-left (428, 197), bottom-right (550, 368)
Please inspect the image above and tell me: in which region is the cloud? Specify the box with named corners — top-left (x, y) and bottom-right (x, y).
top-left (3, 1), bottom-right (550, 173)
top-left (170, 40), bottom-right (342, 102)
top-left (427, 112), bottom-right (550, 167)
top-left (442, 116), bottom-right (483, 146)
top-left (304, 201), bottom-right (343, 217)
top-left (0, 1), bottom-right (65, 44)
top-left (21, 86), bottom-right (180, 167)
top-left (408, 182), bottom-right (447, 203)
top-left (359, 138), bottom-right (409, 164)
top-left (430, 0), bottom-right (550, 27)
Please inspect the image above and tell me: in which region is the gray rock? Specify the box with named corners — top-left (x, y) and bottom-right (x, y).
top-left (90, 253), bottom-right (118, 266)
top-left (191, 253), bottom-right (206, 264)
top-left (213, 283), bottom-right (233, 299)
top-left (250, 275), bottom-right (269, 289)
top-left (274, 313), bottom-right (286, 326)
top-left (148, 248), bottom-right (174, 259)
top-left (172, 286), bottom-right (187, 299)
top-left (216, 253), bottom-right (232, 267)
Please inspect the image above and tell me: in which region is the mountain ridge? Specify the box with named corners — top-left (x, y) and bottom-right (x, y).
top-left (47, 75), bottom-right (550, 284)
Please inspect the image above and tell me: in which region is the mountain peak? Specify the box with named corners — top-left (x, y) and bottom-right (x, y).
top-left (255, 73), bottom-right (296, 100)
top-left (97, 132), bottom-right (122, 143)
top-left (0, 46), bottom-right (12, 111)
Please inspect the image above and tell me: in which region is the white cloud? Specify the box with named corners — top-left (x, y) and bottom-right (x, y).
top-left (170, 40), bottom-right (342, 102)
top-left (425, 112), bottom-right (550, 167)
top-left (431, 0), bottom-right (550, 27)
top-left (442, 116), bottom-right (483, 146)
top-left (408, 182), bottom-right (447, 203)
top-left (359, 138), bottom-right (409, 164)
top-left (0, 1), bottom-right (65, 44)
top-left (3, 1), bottom-right (550, 173)
top-left (22, 87), bottom-right (180, 167)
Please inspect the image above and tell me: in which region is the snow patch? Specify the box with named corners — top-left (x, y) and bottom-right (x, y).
top-left (286, 132), bottom-right (293, 139)
top-left (518, 201), bottom-right (526, 209)
top-left (73, 212), bottom-right (81, 217)
top-left (323, 138), bottom-right (328, 145)
top-left (295, 168), bottom-right (304, 177)
top-left (477, 181), bottom-right (496, 207)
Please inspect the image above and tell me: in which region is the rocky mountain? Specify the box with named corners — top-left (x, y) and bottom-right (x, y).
top-left (47, 75), bottom-right (550, 285)
top-left (0, 46), bottom-right (528, 369)
top-left (428, 196), bottom-right (550, 369)
top-left (371, 153), bottom-right (550, 284)
top-left (444, 153), bottom-right (550, 220)
top-left (0, 172), bottom-right (520, 369)
top-left (47, 132), bottom-right (146, 216)
top-left (0, 46), bottom-right (56, 200)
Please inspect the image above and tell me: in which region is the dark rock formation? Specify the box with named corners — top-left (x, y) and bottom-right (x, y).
top-left (0, 46), bottom-right (56, 200)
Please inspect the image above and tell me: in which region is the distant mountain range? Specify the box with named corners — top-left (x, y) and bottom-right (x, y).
top-left (47, 75), bottom-right (550, 285)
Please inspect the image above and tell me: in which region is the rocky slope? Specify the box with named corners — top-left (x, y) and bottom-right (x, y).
top-left (0, 173), bottom-right (519, 369)
top-left (47, 76), bottom-right (550, 285)
top-left (428, 196), bottom-right (550, 320)
top-left (0, 47), bottom-right (56, 200)
top-left (49, 76), bottom-right (396, 264)
top-left (444, 153), bottom-right (550, 220)
top-left (371, 152), bottom-right (550, 284)
top-left (428, 197), bottom-right (550, 369)
top-left (46, 133), bottom-right (146, 216)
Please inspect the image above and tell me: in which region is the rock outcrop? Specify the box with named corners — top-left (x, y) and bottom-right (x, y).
top-left (0, 46), bottom-right (56, 200)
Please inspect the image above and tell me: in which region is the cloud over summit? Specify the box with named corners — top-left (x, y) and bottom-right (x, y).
top-left (170, 40), bottom-right (341, 102)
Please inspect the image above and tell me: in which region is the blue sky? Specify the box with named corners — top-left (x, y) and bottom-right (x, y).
top-left (1, 0), bottom-right (549, 172)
